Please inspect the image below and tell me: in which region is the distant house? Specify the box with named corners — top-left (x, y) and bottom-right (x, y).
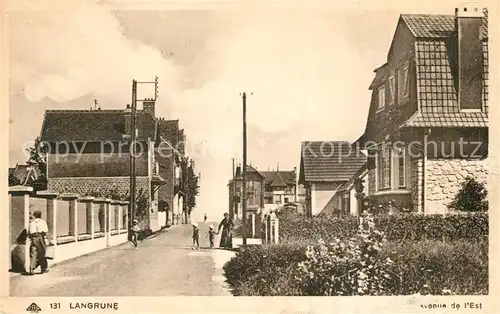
top-left (228, 164), bottom-right (265, 220)
top-left (156, 118), bottom-right (187, 225)
top-left (8, 163), bottom-right (41, 187)
top-left (39, 100), bottom-right (189, 231)
top-left (260, 166), bottom-right (305, 205)
top-left (356, 8), bottom-right (489, 214)
top-left (299, 141), bottom-right (367, 216)
top-left (327, 164), bottom-right (369, 216)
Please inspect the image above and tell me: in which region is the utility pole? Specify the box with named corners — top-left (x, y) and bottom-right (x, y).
top-left (129, 76), bottom-right (158, 231)
top-left (130, 80), bottom-right (137, 228)
top-left (241, 92), bottom-right (248, 248)
top-left (231, 158), bottom-right (235, 219)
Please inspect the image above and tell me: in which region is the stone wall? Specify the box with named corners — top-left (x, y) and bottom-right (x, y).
top-left (48, 176), bottom-right (150, 198)
top-left (425, 158), bottom-right (488, 214)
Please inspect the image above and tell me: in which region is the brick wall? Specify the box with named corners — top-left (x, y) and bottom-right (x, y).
top-left (425, 158), bottom-right (488, 214)
top-left (48, 176), bottom-right (150, 198)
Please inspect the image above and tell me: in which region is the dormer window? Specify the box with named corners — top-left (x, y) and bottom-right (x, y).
top-left (377, 85), bottom-right (386, 110)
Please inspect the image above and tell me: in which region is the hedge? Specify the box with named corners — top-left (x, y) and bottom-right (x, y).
top-left (279, 212), bottom-right (488, 243)
top-left (223, 244), bottom-right (305, 296)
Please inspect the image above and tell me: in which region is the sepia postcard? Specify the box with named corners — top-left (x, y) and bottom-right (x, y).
top-left (1, 0), bottom-right (499, 313)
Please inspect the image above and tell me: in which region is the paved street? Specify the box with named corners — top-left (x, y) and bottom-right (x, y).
top-left (10, 222), bottom-right (235, 296)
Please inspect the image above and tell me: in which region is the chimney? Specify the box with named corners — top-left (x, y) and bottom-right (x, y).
top-left (143, 98), bottom-right (156, 117)
top-left (232, 158), bottom-right (235, 177)
top-left (235, 165), bottom-right (242, 178)
top-left (455, 7), bottom-right (484, 111)
top-left (124, 104), bottom-right (132, 136)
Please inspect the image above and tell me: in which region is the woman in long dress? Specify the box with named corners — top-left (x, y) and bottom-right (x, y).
top-left (218, 213), bottom-right (233, 249)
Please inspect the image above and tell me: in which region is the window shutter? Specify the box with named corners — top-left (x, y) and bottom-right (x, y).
top-left (367, 156), bottom-right (376, 169)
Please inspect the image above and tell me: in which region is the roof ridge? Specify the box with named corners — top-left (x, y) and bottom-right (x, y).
top-left (45, 109), bottom-right (125, 113)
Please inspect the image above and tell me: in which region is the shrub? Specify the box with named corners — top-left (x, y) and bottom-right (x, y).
top-left (449, 176), bottom-right (488, 212)
top-left (223, 243), bottom-right (305, 295)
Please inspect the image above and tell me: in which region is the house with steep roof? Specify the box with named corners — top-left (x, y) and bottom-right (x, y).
top-left (227, 164), bottom-right (265, 219)
top-left (356, 8), bottom-right (489, 214)
top-left (260, 167), bottom-right (303, 205)
top-left (299, 141), bottom-right (367, 216)
top-left (40, 100), bottom-right (188, 231)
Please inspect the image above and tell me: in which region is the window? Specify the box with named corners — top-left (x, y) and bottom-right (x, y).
top-left (342, 194), bottom-right (350, 214)
top-left (397, 148), bottom-right (406, 188)
top-left (378, 86), bottom-right (386, 110)
top-left (377, 146), bottom-right (391, 189)
top-left (398, 62), bottom-right (409, 101)
top-left (389, 75), bottom-right (396, 105)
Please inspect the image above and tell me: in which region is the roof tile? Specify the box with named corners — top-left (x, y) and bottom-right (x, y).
top-left (41, 109), bottom-right (156, 142)
top-left (413, 39), bottom-right (488, 126)
top-left (301, 141), bottom-right (367, 182)
top-left (404, 112), bottom-right (488, 127)
top-left (401, 13), bottom-right (488, 38)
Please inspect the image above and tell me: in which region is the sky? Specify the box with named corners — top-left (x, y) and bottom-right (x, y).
top-left (8, 2), bottom-right (456, 219)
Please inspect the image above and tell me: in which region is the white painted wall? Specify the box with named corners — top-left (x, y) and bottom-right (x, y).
top-left (311, 183), bottom-right (340, 215)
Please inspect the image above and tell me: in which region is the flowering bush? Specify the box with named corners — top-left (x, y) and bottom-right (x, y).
top-left (296, 215), bottom-right (399, 296)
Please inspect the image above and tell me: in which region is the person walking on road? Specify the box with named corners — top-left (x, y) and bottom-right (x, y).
top-left (207, 225), bottom-right (218, 249)
top-left (204, 213), bottom-right (207, 223)
top-left (27, 210), bottom-right (51, 275)
top-left (192, 222), bottom-right (200, 250)
top-left (218, 213), bottom-right (233, 249)
top-left (131, 219), bottom-right (140, 249)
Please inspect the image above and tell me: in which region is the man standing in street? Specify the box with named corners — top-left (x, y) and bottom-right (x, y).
top-left (27, 210), bottom-right (50, 275)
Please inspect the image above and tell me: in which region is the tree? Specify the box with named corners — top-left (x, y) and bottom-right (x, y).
top-left (8, 170), bottom-right (21, 186)
top-left (183, 159), bottom-right (199, 221)
top-left (449, 176), bottom-right (488, 212)
top-left (25, 136), bottom-right (47, 178)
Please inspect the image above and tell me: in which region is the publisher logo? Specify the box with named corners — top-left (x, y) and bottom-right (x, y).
top-left (26, 303), bottom-right (41, 313)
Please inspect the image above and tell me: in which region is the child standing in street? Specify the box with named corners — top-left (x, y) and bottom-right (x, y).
top-left (131, 219), bottom-right (140, 249)
top-left (207, 225), bottom-right (218, 249)
top-left (192, 222), bottom-right (200, 250)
